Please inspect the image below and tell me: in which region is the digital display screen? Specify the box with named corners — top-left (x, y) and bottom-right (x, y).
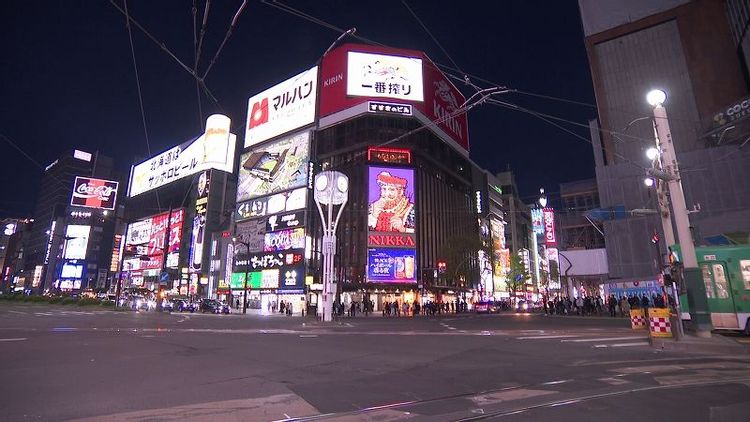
top-left (367, 248), bottom-right (417, 283)
top-left (64, 225), bottom-right (91, 260)
top-left (264, 228), bottom-right (305, 252)
top-left (367, 166), bottom-right (415, 234)
top-left (237, 132), bottom-right (310, 202)
top-left (347, 52), bottom-right (423, 101)
top-left (61, 263), bottom-right (84, 279)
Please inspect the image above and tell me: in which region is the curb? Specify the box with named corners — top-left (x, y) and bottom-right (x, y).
top-left (649, 336), bottom-right (750, 355)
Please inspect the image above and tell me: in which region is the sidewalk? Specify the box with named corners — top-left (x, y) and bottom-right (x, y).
top-left (650, 332), bottom-right (750, 355)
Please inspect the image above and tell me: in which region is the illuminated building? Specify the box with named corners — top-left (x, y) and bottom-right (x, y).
top-left (22, 150), bottom-right (122, 293)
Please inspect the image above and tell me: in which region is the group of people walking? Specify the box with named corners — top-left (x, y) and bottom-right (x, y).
top-left (545, 292), bottom-right (675, 317)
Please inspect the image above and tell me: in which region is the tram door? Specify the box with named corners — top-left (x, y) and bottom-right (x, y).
top-left (700, 261), bottom-right (739, 329)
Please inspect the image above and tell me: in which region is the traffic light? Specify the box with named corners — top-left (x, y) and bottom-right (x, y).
top-left (650, 231), bottom-right (660, 244)
top-left (437, 260), bottom-right (446, 273)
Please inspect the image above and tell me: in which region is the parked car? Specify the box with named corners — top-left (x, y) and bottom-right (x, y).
top-left (173, 299), bottom-right (198, 313)
top-left (127, 295), bottom-right (156, 311)
top-left (158, 298), bottom-right (174, 312)
top-left (200, 299), bottom-right (230, 314)
top-left (475, 301), bottom-right (491, 314)
top-left (516, 300), bottom-right (530, 313)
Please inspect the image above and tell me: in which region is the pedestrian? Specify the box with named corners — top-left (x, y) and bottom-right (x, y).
top-left (620, 296), bottom-right (630, 317)
top-left (608, 295), bottom-right (617, 317)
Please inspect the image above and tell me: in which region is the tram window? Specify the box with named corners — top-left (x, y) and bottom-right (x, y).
top-left (702, 265), bottom-right (716, 298)
top-left (741, 260), bottom-right (750, 290)
top-left (712, 264), bottom-right (729, 299)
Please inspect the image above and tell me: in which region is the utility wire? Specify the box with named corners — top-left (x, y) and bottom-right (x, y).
top-left (123, 0), bottom-right (151, 157)
top-left (195, 0), bottom-right (211, 71)
top-left (0, 133), bottom-right (45, 169)
top-left (202, 0), bottom-right (248, 80)
top-left (192, 0), bottom-right (204, 131)
top-left (122, 0), bottom-right (159, 210)
top-left (486, 98), bottom-right (648, 173)
top-left (401, 0), bottom-right (464, 75)
top-left (109, 0), bottom-right (223, 111)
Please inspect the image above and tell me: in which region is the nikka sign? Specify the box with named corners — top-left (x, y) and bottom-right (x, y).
top-left (368, 233), bottom-right (416, 248)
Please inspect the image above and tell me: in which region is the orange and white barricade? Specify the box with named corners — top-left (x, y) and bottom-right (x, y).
top-left (647, 308), bottom-right (672, 338)
top-left (629, 309), bottom-right (646, 330)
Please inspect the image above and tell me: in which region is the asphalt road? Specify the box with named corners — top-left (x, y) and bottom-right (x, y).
top-left (1, 303), bottom-right (749, 422)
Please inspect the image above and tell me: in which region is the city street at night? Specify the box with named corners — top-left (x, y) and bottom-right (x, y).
top-left (3, 2), bottom-right (750, 421)
top-left (1, 303), bottom-right (749, 421)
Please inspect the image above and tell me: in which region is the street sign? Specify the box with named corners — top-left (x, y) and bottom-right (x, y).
top-left (160, 271), bottom-right (169, 283)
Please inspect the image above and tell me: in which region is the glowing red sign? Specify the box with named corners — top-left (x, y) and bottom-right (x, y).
top-left (543, 208), bottom-right (556, 245)
top-left (368, 234), bottom-right (416, 247)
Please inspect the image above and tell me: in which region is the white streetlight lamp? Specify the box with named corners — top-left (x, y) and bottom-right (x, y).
top-left (647, 88), bottom-right (711, 336)
top-left (646, 89), bottom-right (667, 107)
top-left (643, 177), bottom-right (655, 187)
top-left (538, 188), bottom-right (547, 208)
top-left (646, 147), bottom-right (659, 161)
top-left (313, 171), bottom-right (349, 322)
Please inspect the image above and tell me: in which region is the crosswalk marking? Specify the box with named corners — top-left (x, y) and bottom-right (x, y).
top-left (593, 341), bottom-right (650, 348)
top-left (561, 336), bottom-right (646, 343)
top-left (516, 335), bottom-right (581, 340)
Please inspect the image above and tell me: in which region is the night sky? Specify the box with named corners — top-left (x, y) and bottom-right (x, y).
top-left (1, 0), bottom-right (596, 217)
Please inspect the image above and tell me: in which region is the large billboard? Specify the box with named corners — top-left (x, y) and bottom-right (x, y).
top-left (319, 44), bottom-right (469, 150)
top-left (128, 115), bottom-right (236, 197)
top-left (70, 177), bottom-right (119, 210)
top-left (236, 187), bottom-right (307, 221)
top-left (264, 228), bottom-right (305, 252)
top-left (245, 66), bottom-right (318, 147)
top-left (237, 131), bottom-right (310, 202)
top-left (367, 166), bottom-right (415, 234)
top-left (190, 171), bottom-right (210, 273)
top-left (367, 248), bottom-right (417, 283)
top-left (124, 210), bottom-right (183, 271)
top-left (64, 225), bottom-right (91, 260)
top-left (346, 52), bottom-right (423, 101)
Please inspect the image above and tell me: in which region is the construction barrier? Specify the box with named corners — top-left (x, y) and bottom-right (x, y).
top-left (648, 308), bottom-right (673, 338)
top-left (630, 309), bottom-right (646, 330)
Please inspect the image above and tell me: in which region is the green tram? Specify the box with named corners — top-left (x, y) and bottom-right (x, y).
top-left (673, 244), bottom-right (750, 335)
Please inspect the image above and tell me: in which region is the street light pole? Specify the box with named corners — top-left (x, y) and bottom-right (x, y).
top-left (232, 237), bottom-right (250, 315)
top-left (648, 89), bottom-right (712, 337)
top-left (313, 171), bottom-right (349, 322)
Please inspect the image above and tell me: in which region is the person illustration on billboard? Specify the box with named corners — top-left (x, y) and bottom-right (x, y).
top-left (368, 171), bottom-right (415, 233)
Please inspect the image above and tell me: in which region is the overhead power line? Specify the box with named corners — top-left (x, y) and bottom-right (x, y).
top-left (202, 0), bottom-right (248, 80)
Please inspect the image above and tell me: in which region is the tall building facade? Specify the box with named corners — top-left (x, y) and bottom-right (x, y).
top-left (494, 171), bottom-right (532, 254)
top-left (23, 150), bottom-right (121, 292)
top-left (121, 115), bottom-right (238, 298)
top-left (558, 179), bottom-right (604, 250)
top-left (231, 43), bottom-right (485, 314)
top-left (0, 218), bottom-right (32, 292)
top-left (579, 0), bottom-right (750, 281)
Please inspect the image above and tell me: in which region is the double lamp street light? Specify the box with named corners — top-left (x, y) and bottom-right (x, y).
top-left (645, 89), bottom-right (711, 337)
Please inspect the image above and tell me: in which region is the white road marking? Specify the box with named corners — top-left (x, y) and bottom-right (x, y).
top-left (299, 335), bottom-right (318, 338)
top-left (599, 377), bottom-right (630, 385)
top-left (516, 335), bottom-right (581, 340)
top-left (541, 379), bottom-right (572, 385)
top-left (561, 336), bottom-right (646, 343)
top-left (0, 338), bottom-right (27, 342)
top-left (593, 341), bottom-right (650, 348)
top-left (7, 310), bottom-right (26, 314)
